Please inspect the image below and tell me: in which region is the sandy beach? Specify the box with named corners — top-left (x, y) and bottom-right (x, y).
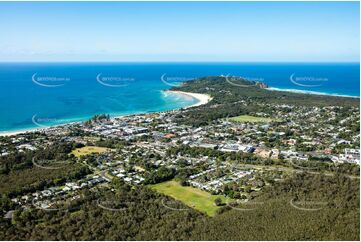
top-left (0, 127), bottom-right (48, 137)
top-left (266, 87), bottom-right (360, 98)
top-left (164, 90), bottom-right (213, 108)
top-left (0, 129), bottom-right (37, 137)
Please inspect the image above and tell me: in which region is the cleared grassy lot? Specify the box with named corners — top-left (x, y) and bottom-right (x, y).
top-left (149, 180), bottom-right (228, 216)
top-left (228, 115), bottom-right (278, 123)
top-left (71, 146), bottom-right (113, 158)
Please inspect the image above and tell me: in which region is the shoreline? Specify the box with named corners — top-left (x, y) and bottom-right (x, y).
top-left (0, 86), bottom-right (357, 137)
top-left (163, 90), bottom-right (213, 109)
top-left (266, 87), bottom-right (360, 98)
top-left (0, 127), bottom-right (47, 137)
top-left (0, 91), bottom-right (213, 137)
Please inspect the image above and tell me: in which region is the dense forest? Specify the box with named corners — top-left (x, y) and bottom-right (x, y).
top-left (190, 173), bottom-right (359, 240)
top-left (0, 173), bottom-right (358, 240)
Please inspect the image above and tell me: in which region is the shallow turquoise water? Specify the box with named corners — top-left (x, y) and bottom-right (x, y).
top-left (0, 62), bottom-right (359, 132)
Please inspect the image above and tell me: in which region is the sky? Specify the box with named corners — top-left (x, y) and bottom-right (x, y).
top-left (0, 1), bottom-right (359, 62)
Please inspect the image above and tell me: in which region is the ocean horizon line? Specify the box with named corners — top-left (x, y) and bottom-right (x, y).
top-left (0, 61), bottom-right (359, 64)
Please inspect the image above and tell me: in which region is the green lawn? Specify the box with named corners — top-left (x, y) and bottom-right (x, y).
top-left (228, 115), bottom-right (278, 123)
top-left (149, 180), bottom-right (228, 216)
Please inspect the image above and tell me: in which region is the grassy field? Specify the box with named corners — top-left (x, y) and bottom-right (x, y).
top-left (71, 146), bottom-right (113, 158)
top-left (228, 115), bottom-right (278, 123)
top-left (149, 180), bottom-right (228, 216)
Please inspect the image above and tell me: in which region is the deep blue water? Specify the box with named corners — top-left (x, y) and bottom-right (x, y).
top-left (0, 62), bottom-right (359, 132)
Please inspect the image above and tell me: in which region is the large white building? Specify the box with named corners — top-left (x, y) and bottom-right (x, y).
top-left (344, 148), bottom-right (360, 165)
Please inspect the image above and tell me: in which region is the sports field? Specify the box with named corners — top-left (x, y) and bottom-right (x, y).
top-left (71, 146), bottom-right (113, 158)
top-left (228, 115), bottom-right (278, 123)
top-left (149, 180), bottom-right (228, 216)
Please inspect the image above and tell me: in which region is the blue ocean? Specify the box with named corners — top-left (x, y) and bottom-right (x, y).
top-left (0, 62), bottom-right (359, 132)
